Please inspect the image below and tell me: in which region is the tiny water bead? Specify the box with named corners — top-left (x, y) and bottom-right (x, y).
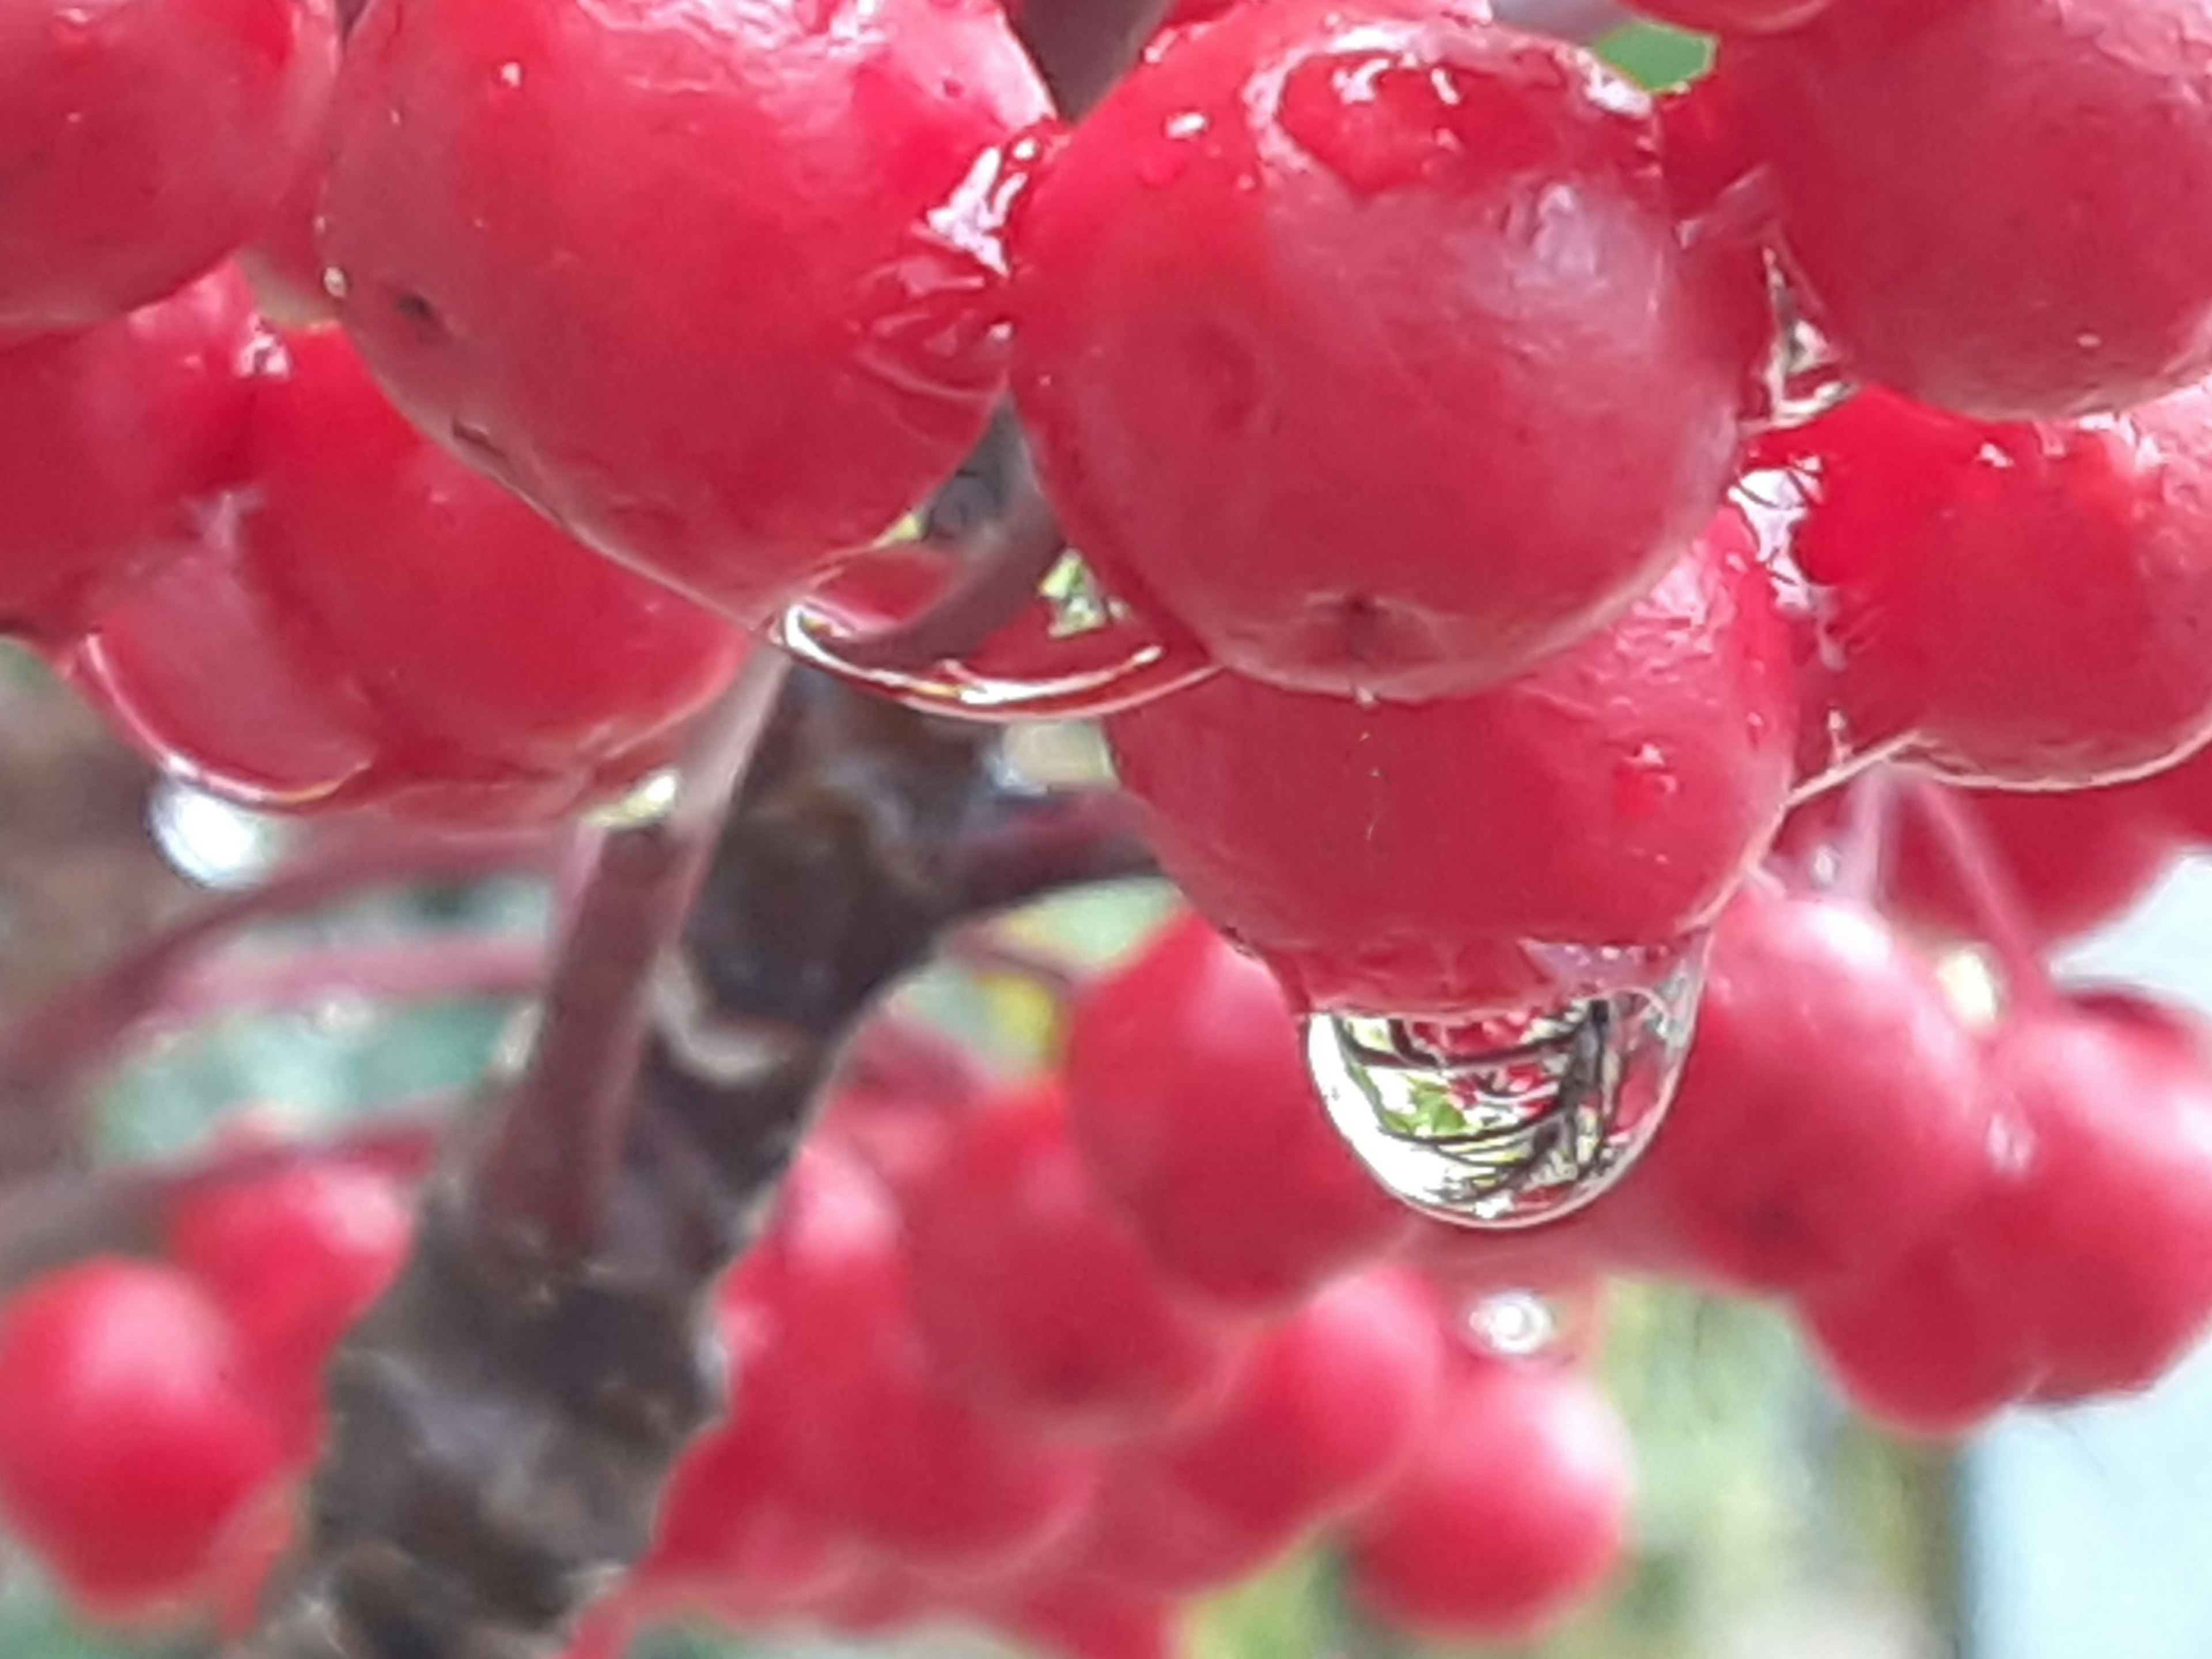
top-left (1303, 942), bottom-right (1707, 1228)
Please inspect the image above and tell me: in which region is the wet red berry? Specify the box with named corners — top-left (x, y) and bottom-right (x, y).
top-left (752, 1146), bottom-right (1100, 1576)
top-left (1770, 386), bottom-right (2212, 788)
top-left (0, 1259), bottom-right (283, 1616)
top-left (906, 1079), bottom-right (1248, 1438)
top-left (1012, 0), bottom-right (1763, 700)
top-left (166, 1156), bottom-right (413, 1459)
top-left (0, 0), bottom-right (336, 332)
top-left (1346, 1356), bottom-right (1633, 1642)
top-left (322, 0), bottom-right (1051, 626)
top-left (1637, 878), bottom-right (1989, 1293)
top-left (1063, 914), bottom-right (1411, 1311)
top-left (1808, 994), bottom-right (2212, 1430)
top-left (1105, 509), bottom-right (1797, 1016)
top-left (0, 268), bottom-right (258, 642)
top-left (1726, 0), bottom-right (2212, 418)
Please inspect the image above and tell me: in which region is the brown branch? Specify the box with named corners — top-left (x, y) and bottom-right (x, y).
top-left (474, 652), bottom-right (791, 1255)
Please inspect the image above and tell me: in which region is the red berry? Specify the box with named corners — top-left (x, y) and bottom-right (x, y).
top-left (1063, 914), bottom-right (1411, 1311)
top-left (1153, 1267), bottom-right (1445, 1535)
top-left (237, 329), bottom-right (746, 798)
top-left (72, 327), bottom-right (747, 823)
top-left (0, 0), bottom-right (336, 333)
top-left (1880, 781), bottom-right (2177, 949)
top-left (321, 0), bottom-right (1050, 627)
top-left (165, 1156), bottom-right (412, 1460)
top-left (1804, 1243), bottom-right (2033, 1437)
top-left (753, 1146), bottom-right (1100, 1576)
top-left (67, 520), bottom-right (391, 809)
top-left (0, 1259), bottom-right (283, 1615)
top-left (1105, 509), bottom-right (1797, 1016)
top-left (1770, 386), bottom-right (2212, 788)
top-left (906, 1080), bottom-right (1247, 1438)
top-left (1808, 994), bottom-right (2212, 1429)
top-left (1724, 0), bottom-right (2212, 418)
top-left (0, 268), bottom-right (258, 642)
top-left (999, 1578), bottom-right (1176, 1659)
top-left (1345, 1357), bottom-right (1633, 1642)
top-left (1635, 877), bottom-right (1989, 1293)
top-left (1011, 0), bottom-right (1763, 700)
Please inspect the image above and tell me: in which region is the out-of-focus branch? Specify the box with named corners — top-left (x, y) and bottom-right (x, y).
top-left (0, 829), bottom-right (554, 1180)
top-left (243, 671), bottom-right (1161, 1659)
top-left (475, 652), bottom-right (791, 1255)
top-left (0, 1105), bottom-right (448, 1302)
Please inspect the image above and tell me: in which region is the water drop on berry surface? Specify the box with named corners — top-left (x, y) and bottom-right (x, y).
top-left (1465, 1290), bottom-right (1557, 1357)
top-left (1302, 940), bottom-right (1707, 1228)
top-left (147, 779), bottom-right (294, 891)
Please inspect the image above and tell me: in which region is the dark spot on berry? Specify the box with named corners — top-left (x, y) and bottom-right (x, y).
top-left (393, 290), bottom-right (441, 331)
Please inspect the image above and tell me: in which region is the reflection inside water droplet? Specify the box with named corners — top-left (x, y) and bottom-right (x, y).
top-left (1303, 940), bottom-right (1708, 1229)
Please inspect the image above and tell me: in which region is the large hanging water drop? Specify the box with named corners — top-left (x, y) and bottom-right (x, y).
top-left (1304, 941), bottom-right (1709, 1229)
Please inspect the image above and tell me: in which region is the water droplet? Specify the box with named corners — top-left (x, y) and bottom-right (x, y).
top-left (147, 780), bottom-right (295, 890)
top-left (1302, 941), bottom-right (1708, 1228)
top-left (321, 266), bottom-right (351, 301)
top-left (497, 59), bottom-right (524, 87)
top-left (1748, 255), bottom-right (1853, 433)
top-left (1465, 1290), bottom-right (1556, 1357)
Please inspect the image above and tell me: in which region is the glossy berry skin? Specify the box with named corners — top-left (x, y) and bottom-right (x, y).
top-left (1346, 1357), bottom-right (1633, 1642)
top-left (1105, 510), bottom-right (1798, 1016)
top-left (1770, 387), bottom-right (2212, 789)
top-left (165, 1157), bottom-right (412, 1458)
top-left (1725, 0), bottom-right (2212, 419)
top-left (73, 327), bottom-right (746, 822)
top-left (906, 1081), bottom-right (1246, 1438)
top-left (69, 521), bottom-right (392, 810)
top-left (238, 330), bottom-right (746, 793)
top-left (1151, 1267), bottom-right (1444, 1537)
top-left (0, 1259), bottom-right (283, 1615)
top-left (752, 1146), bottom-right (1099, 1576)
top-left (1012, 0), bottom-right (1763, 700)
top-left (0, 268), bottom-right (257, 642)
top-left (1808, 997), bottom-right (2212, 1431)
top-left (1880, 781), bottom-right (2178, 949)
top-left (1631, 0), bottom-right (1831, 29)
top-left (1636, 878), bottom-right (1989, 1293)
top-left (321, 0), bottom-right (1050, 627)
top-left (0, 0), bottom-right (336, 334)
top-left (1063, 914), bottom-right (1411, 1310)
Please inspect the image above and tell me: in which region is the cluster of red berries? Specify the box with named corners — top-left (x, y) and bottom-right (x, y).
top-left (0, 931), bottom-right (1642, 1658)
top-left (13, 0), bottom-right (2212, 1027)
top-left (14, 0), bottom-right (2212, 1642)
